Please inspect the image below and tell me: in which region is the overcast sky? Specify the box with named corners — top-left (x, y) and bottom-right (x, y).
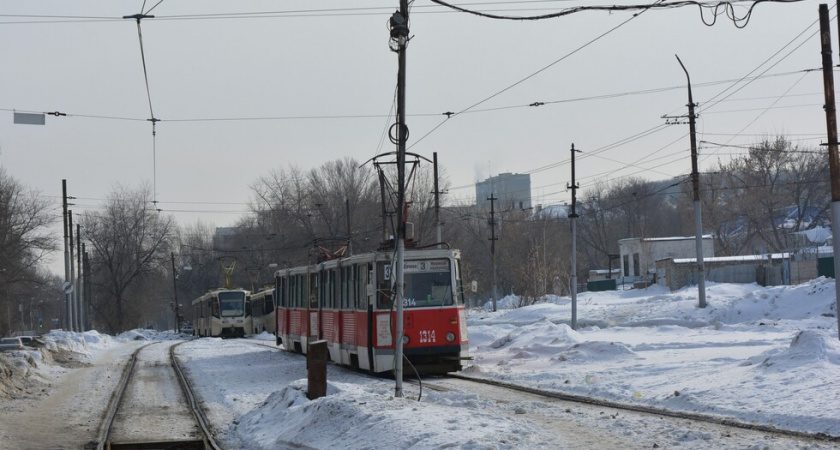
top-left (0, 0), bottom-right (832, 271)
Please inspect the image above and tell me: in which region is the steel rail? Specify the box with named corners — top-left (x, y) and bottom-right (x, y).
top-left (170, 341), bottom-right (221, 450)
top-left (95, 343), bottom-right (152, 450)
top-left (446, 373), bottom-right (840, 443)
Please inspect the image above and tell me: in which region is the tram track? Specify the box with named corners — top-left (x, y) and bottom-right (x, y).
top-left (429, 373), bottom-right (840, 445)
top-left (245, 338), bottom-right (839, 443)
top-left (94, 341), bottom-right (221, 450)
top-left (229, 339), bottom-right (839, 448)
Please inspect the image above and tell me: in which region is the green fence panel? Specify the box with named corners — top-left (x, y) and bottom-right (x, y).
top-left (587, 279), bottom-right (617, 292)
top-left (818, 257), bottom-right (835, 278)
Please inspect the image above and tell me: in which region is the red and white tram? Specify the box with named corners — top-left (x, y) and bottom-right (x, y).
top-left (274, 247), bottom-right (469, 374)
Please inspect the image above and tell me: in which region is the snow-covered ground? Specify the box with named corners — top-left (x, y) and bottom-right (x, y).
top-left (0, 279), bottom-right (838, 449)
top-left (468, 280), bottom-right (840, 437)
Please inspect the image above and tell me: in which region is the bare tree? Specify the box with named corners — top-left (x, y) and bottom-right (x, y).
top-left (0, 168), bottom-right (56, 287)
top-left (724, 137), bottom-right (829, 253)
top-left (0, 168), bottom-right (57, 335)
top-left (82, 184), bottom-right (175, 333)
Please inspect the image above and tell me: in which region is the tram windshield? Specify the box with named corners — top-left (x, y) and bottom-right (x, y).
top-left (402, 259), bottom-right (456, 308)
top-left (218, 291), bottom-right (246, 317)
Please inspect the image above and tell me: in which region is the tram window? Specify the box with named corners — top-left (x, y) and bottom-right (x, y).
top-left (377, 282), bottom-right (393, 309)
top-left (455, 278), bottom-right (466, 305)
top-left (348, 266), bottom-right (356, 309)
top-left (274, 278), bottom-right (286, 308)
top-left (357, 264), bottom-right (370, 310)
top-left (454, 260), bottom-right (466, 305)
top-left (319, 272), bottom-right (327, 308)
top-left (266, 292), bottom-right (275, 313)
top-left (286, 277), bottom-right (293, 308)
top-left (339, 267), bottom-right (347, 309)
top-left (328, 270), bottom-right (336, 309)
top-left (219, 291), bottom-right (246, 317)
top-left (297, 275), bottom-right (304, 308)
top-left (292, 275), bottom-right (300, 308)
top-left (341, 266), bottom-right (351, 309)
top-left (403, 271), bottom-right (454, 308)
top-left (309, 274), bottom-right (318, 309)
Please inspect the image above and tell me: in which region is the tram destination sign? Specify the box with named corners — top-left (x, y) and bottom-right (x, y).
top-left (404, 259), bottom-right (449, 273)
top-left (384, 259), bottom-right (449, 280)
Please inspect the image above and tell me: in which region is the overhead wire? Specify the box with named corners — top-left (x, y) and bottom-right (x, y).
top-left (408, 1), bottom-right (661, 152)
top-left (4, 1), bottom-right (826, 217)
top-left (428, 0), bottom-right (801, 27)
top-left (124, 7), bottom-right (161, 207)
top-left (572, 6), bottom-right (824, 189)
top-left (695, 9), bottom-right (830, 163)
top-left (0, 66), bottom-right (824, 127)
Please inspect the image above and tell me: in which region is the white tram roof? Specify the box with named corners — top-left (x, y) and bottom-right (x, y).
top-left (191, 287), bottom-right (250, 305)
top-left (250, 287), bottom-right (275, 299)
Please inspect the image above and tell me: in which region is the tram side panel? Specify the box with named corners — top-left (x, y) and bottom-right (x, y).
top-left (274, 250), bottom-right (469, 374)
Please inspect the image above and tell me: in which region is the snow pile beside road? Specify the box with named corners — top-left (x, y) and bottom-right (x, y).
top-left (465, 281), bottom-right (840, 436)
top-left (41, 330), bottom-right (112, 356)
top-left (236, 379), bottom-right (552, 449)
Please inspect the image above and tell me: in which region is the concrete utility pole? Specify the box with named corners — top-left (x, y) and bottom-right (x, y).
top-left (434, 152), bottom-right (442, 248)
top-left (818, 4), bottom-right (840, 339)
top-left (390, 0), bottom-right (410, 398)
top-left (345, 198), bottom-right (352, 256)
top-left (68, 210), bottom-right (77, 331)
top-left (84, 249), bottom-right (91, 330)
top-left (76, 224), bottom-right (84, 332)
top-left (62, 180), bottom-right (72, 331)
top-left (676, 54), bottom-right (707, 309)
top-left (488, 193), bottom-right (498, 312)
top-left (568, 144), bottom-right (581, 330)
top-left (81, 243), bottom-right (88, 331)
top-left (171, 252), bottom-right (181, 334)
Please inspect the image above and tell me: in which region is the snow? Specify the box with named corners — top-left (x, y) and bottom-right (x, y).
top-left (1, 279), bottom-right (839, 448)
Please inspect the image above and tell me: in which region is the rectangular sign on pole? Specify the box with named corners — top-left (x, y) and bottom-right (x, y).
top-left (13, 112), bottom-right (45, 125)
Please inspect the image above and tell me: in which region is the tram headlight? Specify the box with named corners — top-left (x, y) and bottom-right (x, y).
top-left (445, 332), bottom-right (456, 342)
top-left (402, 335), bottom-right (410, 345)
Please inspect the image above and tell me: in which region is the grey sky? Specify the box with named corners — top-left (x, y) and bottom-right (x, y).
top-left (0, 1), bottom-right (830, 273)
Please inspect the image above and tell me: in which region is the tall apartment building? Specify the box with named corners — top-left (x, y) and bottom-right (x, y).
top-left (475, 173), bottom-right (531, 210)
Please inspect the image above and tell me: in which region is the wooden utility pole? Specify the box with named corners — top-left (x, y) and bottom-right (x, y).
top-left (819, 4), bottom-right (840, 339)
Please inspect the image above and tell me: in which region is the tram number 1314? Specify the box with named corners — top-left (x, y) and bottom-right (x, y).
top-left (418, 329), bottom-right (436, 343)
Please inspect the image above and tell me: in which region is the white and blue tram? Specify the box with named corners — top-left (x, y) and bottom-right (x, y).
top-left (250, 287), bottom-right (276, 335)
top-left (192, 288), bottom-right (252, 338)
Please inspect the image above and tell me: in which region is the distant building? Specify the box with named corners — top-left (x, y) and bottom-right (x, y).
top-left (476, 173), bottom-right (531, 210)
top-left (656, 253), bottom-right (792, 290)
top-left (618, 236), bottom-right (715, 283)
top-left (213, 226), bottom-right (242, 251)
